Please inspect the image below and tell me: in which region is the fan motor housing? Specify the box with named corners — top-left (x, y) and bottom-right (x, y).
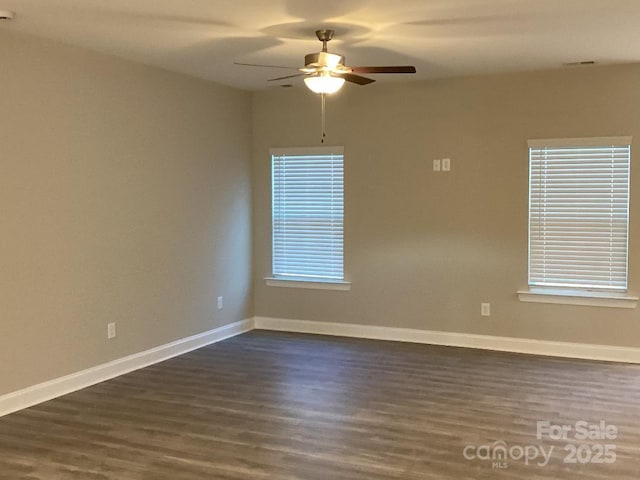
top-left (304, 52), bottom-right (345, 69)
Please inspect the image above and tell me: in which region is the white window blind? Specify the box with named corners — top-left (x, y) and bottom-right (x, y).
top-left (528, 137), bottom-right (631, 291)
top-left (272, 147), bottom-right (344, 282)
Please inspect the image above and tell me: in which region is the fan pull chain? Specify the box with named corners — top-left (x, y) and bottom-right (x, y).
top-left (321, 93), bottom-right (326, 144)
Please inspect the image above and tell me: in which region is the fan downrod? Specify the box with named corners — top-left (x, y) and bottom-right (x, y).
top-left (315, 29), bottom-right (335, 52)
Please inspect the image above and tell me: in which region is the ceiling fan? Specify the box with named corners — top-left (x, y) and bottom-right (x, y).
top-left (236, 29), bottom-right (417, 94)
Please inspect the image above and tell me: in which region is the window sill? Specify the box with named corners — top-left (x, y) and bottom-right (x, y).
top-left (265, 277), bottom-right (351, 291)
top-left (517, 288), bottom-right (638, 309)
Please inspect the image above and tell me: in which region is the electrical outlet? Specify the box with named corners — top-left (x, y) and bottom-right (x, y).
top-left (481, 303), bottom-right (491, 317)
top-left (442, 158), bottom-right (451, 171)
top-left (217, 296), bottom-right (223, 310)
top-left (433, 159), bottom-right (441, 171)
top-left (107, 322), bottom-right (116, 339)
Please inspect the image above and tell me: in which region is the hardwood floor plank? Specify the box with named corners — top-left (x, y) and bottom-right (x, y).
top-left (1, 330), bottom-right (639, 479)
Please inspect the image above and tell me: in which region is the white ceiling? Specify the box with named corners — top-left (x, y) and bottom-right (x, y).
top-left (2, 0), bottom-right (640, 91)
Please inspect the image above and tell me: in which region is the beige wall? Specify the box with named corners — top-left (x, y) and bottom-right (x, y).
top-left (3, 27), bottom-right (640, 397)
top-left (253, 64), bottom-right (640, 348)
top-left (0, 31), bottom-right (252, 395)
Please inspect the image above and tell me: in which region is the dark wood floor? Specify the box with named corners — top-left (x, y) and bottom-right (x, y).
top-left (1, 330), bottom-right (639, 479)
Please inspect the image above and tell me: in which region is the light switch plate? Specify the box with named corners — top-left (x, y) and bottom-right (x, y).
top-left (107, 322), bottom-right (116, 339)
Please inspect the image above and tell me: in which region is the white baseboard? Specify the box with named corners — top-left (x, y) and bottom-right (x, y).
top-left (254, 316), bottom-right (640, 364)
top-left (5, 316), bottom-right (638, 418)
top-left (0, 318), bottom-right (254, 417)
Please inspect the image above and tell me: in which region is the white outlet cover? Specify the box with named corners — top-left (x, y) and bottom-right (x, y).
top-left (442, 158), bottom-right (451, 171)
top-left (217, 296), bottom-right (223, 309)
top-left (481, 303), bottom-right (491, 316)
top-left (433, 159), bottom-right (441, 171)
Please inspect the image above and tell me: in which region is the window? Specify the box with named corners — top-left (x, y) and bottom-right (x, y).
top-left (527, 137), bottom-right (631, 295)
top-left (270, 147), bottom-right (346, 287)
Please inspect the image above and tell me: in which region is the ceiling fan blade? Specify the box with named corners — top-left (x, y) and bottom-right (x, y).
top-left (234, 62), bottom-right (298, 70)
top-left (341, 73), bottom-right (376, 85)
top-left (350, 66), bottom-right (417, 74)
top-left (268, 73), bottom-right (307, 82)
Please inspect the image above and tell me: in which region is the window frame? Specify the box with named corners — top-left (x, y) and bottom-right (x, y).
top-left (266, 146), bottom-right (350, 291)
top-left (519, 136), bottom-right (637, 308)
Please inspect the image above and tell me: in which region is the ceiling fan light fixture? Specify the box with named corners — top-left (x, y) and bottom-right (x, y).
top-left (304, 73), bottom-right (345, 94)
